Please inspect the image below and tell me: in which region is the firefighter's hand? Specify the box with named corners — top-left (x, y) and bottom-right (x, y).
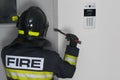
top-left (66, 34), bottom-right (79, 47)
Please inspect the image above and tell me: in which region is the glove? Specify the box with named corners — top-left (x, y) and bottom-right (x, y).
top-left (66, 34), bottom-right (79, 47)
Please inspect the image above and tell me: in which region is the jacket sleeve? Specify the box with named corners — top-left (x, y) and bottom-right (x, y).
top-left (54, 45), bottom-right (79, 78)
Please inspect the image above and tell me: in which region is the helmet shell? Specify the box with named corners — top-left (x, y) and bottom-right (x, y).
top-left (17, 6), bottom-right (49, 40)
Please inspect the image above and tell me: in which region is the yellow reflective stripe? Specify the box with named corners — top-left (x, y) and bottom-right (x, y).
top-left (12, 16), bottom-right (18, 21)
top-left (5, 68), bottom-right (53, 80)
top-left (64, 54), bottom-right (77, 65)
top-left (28, 31), bottom-right (40, 36)
top-left (18, 30), bottom-right (24, 35)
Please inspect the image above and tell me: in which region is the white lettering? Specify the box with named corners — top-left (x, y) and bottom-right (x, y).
top-left (6, 55), bottom-right (44, 70)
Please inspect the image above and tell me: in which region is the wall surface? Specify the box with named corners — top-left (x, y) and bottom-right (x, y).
top-left (0, 0), bottom-right (58, 80)
top-left (58, 0), bottom-right (120, 80)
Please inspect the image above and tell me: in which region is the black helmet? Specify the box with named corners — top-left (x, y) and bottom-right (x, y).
top-left (17, 6), bottom-right (49, 40)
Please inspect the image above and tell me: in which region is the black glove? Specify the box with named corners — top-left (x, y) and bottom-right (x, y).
top-left (66, 34), bottom-right (79, 47)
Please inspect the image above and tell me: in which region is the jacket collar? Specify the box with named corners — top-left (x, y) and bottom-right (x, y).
top-left (10, 37), bottom-right (51, 48)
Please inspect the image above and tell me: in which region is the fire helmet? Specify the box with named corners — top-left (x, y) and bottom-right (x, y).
top-left (17, 6), bottom-right (49, 40)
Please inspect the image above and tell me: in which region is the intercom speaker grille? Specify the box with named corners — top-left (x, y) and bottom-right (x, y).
top-left (86, 17), bottom-right (94, 27)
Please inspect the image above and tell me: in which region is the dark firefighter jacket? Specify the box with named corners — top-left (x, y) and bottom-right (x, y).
top-left (1, 38), bottom-right (79, 80)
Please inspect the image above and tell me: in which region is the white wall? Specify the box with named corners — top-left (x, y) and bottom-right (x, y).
top-left (58, 0), bottom-right (120, 80)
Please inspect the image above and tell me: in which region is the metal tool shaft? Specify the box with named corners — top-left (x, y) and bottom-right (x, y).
top-left (54, 28), bottom-right (66, 36)
top-left (54, 28), bottom-right (81, 44)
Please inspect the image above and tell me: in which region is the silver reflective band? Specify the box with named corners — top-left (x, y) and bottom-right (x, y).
top-left (6, 68), bottom-right (53, 80)
top-left (64, 54), bottom-right (77, 65)
top-left (6, 72), bottom-right (53, 79)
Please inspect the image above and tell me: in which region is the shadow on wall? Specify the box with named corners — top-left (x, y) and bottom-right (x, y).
top-left (1, 27), bottom-right (18, 48)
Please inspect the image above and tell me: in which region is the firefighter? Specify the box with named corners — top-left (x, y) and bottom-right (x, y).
top-left (1, 6), bottom-right (80, 80)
